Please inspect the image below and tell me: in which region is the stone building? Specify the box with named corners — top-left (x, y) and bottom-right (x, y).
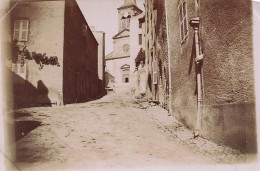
top-left (145, 0), bottom-right (257, 152)
top-left (144, 0), bottom-right (170, 109)
top-left (105, 0), bottom-right (143, 86)
top-left (134, 15), bottom-right (146, 97)
top-left (3, 0), bottom-right (99, 108)
top-left (91, 26), bottom-right (106, 96)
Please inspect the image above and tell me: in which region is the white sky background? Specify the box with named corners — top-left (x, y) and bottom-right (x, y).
top-left (76, 0), bottom-right (144, 56)
top-left (76, 0), bottom-right (260, 56)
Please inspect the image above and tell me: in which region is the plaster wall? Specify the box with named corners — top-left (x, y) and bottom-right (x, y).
top-left (165, 0), bottom-right (256, 152)
top-left (10, 0), bottom-right (65, 107)
top-left (113, 36), bottom-right (130, 58)
top-left (130, 14), bottom-right (143, 73)
top-left (166, 0), bottom-right (197, 130)
top-left (93, 31), bottom-right (106, 95)
top-left (106, 57), bottom-right (132, 83)
top-left (199, 0), bottom-right (256, 152)
top-left (93, 31), bottom-right (105, 81)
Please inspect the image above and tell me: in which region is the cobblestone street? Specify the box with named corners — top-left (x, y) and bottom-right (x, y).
top-left (4, 85), bottom-right (255, 171)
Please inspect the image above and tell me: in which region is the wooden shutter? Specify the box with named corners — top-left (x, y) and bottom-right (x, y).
top-left (13, 20), bottom-right (29, 41)
top-left (179, 1), bottom-right (188, 42)
top-left (152, 61), bottom-right (158, 85)
top-left (21, 20), bottom-right (29, 41)
top-left (183, 2), bottom-right (188, 36)
top-left (82, 24), bottom-right (87, 37)
top-left (12, 63), bottom-right (26, 83)
top-left (179, 5), bottom-right (184, 41)
top-left (12, 63), bottom-right (18, 73)
top-left (13, 20), bottom-right (20, 40)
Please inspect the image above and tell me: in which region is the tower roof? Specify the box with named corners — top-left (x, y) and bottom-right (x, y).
top-left (118, 0), bottom-right (142, 13)
top-left (122, 0), bottom-right (136, 7)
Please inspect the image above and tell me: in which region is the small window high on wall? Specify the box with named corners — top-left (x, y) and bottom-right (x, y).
top-left (139, 34), bottom-right (142, 45)
top-left (179, 1), bottom-right (188, 43)
top-left (13, 20), bottom-right (29, 41)
top-left (122, 18), bottom-right (130, 29)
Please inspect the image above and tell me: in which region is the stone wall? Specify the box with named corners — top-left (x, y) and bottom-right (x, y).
top-left (154, 0), bottom-right (169, 109)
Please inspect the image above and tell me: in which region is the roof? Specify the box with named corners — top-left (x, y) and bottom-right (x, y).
top-left (118, 5), bottom-right (143, 13)
top-left (117, 0), bottom-right (142, 13)
top-left (119, 0), bottom-right (136, 8)
top-left (112, 29), bottom-right (130, 39)
top-left (105, 51), bottom-right (130, 61)
top-left (105, 52), bottom-right (113, 60)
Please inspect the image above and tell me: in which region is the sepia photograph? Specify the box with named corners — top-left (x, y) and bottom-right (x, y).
top-left (0, 0), bottom-right (260, 170)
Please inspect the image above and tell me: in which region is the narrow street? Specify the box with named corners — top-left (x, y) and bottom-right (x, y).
top-left (10, 85), bottom-right (252, 170)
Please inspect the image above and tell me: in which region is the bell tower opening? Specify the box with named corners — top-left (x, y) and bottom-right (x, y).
top-left (117, 0), bottom-right (143, 32)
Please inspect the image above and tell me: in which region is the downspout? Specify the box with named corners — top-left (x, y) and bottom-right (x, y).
top-left (164, 0), bottom-right (173, 115)
top-left (190, 17), bottom-right (204, 138)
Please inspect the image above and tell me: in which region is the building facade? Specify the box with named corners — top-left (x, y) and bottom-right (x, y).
top-left (105, 0), bottom-right (143, 86)
top-left (145, 0), bottom-right (257, 152)
top-left (145, 0), bottom-right (170, 109)
top-left (91, 26), bottom-right (106, 96)
top-left (4, 0), bottom-right (99, 108)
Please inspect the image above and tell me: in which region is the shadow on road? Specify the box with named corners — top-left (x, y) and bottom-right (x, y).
top-left (13, 112), bottom-right (32, 118)
top-left (15, 121), bottom-right (42, 141)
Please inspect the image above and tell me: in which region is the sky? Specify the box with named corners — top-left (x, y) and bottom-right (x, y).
top-left (77, 0), bottom-right (144, 55)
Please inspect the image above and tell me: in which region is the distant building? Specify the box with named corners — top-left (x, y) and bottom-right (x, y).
top-left (91, 26), bottom-right (106, 96)
top-left (145, 0), bottom-right (257, 152)
top-left (145, 0), bottom-right (169, 108)
top-left (105, 0), bottom-right (143, 86)
top-left (134, 15), bottom-right (146, 97)
top-left (3, 0), bottom-right (99, 108)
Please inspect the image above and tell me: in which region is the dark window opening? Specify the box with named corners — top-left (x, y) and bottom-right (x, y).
top-left (125, 78), bottom-right (129, 83)
top-left (139, 34), bottom-right (142, 45)
top-left (139, 22), bottom-right (142, 28)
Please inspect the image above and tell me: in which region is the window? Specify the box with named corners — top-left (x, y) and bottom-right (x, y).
top-left (13, 20), bottom-right (29, 41)
top-left (139, 22), bottom-right (142, 28)
top-left (139, 34), bottom-right (142, 45)
top-left (122, 18), bottom-right (130, 29)
top-left (82, 24), bottom-right (87, 37)
top-left (152, 61), bottom-right (158, 85)
top-left (179, 1), bottom-right (188, 43)
top-left (12, 63), bottom-right (27, 83)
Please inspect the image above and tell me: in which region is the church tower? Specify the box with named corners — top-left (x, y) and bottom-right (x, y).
top-left (117, 0), bottom-right (142, 32)
top-left (105, 0), bottom-right (143, 84)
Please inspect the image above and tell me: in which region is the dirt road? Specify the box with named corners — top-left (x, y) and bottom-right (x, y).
top-left (6, 85), bottom-right (254, 170)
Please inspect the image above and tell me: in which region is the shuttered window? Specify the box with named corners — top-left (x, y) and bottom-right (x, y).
top-left (152, 61), bottom-right (158, 85)
top-left (13, 20), bottom-right (29, 41)
top-left (179, 1), bottom-right (188, 43)
top-left (12, 63), bottom-right (27, 83)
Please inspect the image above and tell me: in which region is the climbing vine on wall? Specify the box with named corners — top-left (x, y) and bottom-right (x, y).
top-left (12, 42), bottom-right (60, 70)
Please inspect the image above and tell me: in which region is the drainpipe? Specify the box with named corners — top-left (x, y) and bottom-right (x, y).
top-left (190, 17), bottom-right (204, 138)
top-left (164, 0), bottom-right (173, 115)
